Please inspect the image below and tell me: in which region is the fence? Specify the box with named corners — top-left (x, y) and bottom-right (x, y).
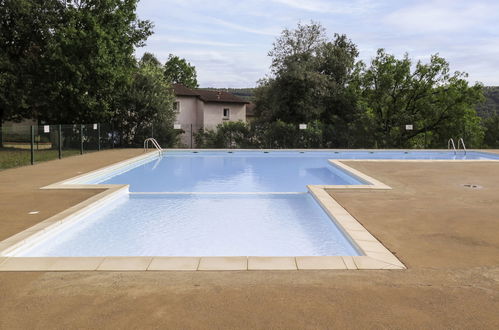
top-left (0, 124), bottom-right (115, 170)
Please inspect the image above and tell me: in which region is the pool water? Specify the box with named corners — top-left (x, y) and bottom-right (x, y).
top-left (95, 152), bottom-right (366, 192)
top-left (18, 194), bottom-right (359, 257)
top-left (90, 151), bottom-right (499, 192)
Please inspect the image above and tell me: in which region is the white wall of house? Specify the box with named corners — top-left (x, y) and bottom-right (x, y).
top-left (175, 96), bottom-right (198, 127)
top-left (203, 103), bottom-right (246, 130)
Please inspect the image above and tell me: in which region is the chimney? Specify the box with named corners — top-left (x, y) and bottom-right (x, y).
top-left (217, 91), bottom-right (221, 100)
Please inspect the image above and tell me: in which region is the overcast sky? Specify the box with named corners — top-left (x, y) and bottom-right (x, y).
top-left (135, 0), bottom-right (499, 88)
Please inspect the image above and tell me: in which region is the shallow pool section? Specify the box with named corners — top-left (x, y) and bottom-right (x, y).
top-left (17, 194), bottom-right (360, 257)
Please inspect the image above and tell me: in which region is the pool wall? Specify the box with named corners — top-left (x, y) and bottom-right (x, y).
top-left (2, 149), bottom-right (498, 271)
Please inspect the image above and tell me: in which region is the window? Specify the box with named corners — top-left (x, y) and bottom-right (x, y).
top-left (173, 101), bottom-right (180, 113)
top-left (223, 108), bottom-right (230, 120)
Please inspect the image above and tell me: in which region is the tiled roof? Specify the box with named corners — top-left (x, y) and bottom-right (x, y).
top-left (172, 84), bottom-right (199, 96)
top-left (172, 84), bottom-right (249, 104)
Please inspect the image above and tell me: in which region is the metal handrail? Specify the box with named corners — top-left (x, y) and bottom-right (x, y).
top-left (144, 138), bottom-right (163, 155)
top-left (448, 138), bottom-right (457, 155)
top-left (458, 138), bottom-right (467, 155)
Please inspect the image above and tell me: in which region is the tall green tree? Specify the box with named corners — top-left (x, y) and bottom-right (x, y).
top-left (114, 54), bottom-right (177, 146)
top-left (0, 0), bottom-right (62, 123)
top-left (255, 22), bottom-right (362, 147)
top-left (163, 54), bottom-right (198, 88)
top-left (140, 52), bottom-right (162, 67)
top-left (482, 114), bottom-right (499, 148)
top-left (0, 0), bottom-right (153, 124)
top-left (359, 50), bottom-right (484, 148)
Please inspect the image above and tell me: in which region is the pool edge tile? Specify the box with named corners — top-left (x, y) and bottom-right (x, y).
top-left (148, 257), bottom-right (200, 271)
top-left (341, 256), bottom-right (357, 270)
top-left (248, 257), bottom-right (297, 270)
top-left (0, 257), bottom-right (55, 271)
top-left (198, 257), bottom-right (247, 271)
top-left (296, 256), bottom-right (347, 270)
top-left (365, 251), bottom-right (406, 269)
top-left (97, 257), bottom-right (153, 271)
top-left (353, 256), bottom-right (403, 270)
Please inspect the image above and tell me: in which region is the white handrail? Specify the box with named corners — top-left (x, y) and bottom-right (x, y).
top-left (458, 138), bottom-right (467, 155)
top-left (448, 138), bottom-right (456, 155)
top-left (144, 138), bottom-right (163, 155)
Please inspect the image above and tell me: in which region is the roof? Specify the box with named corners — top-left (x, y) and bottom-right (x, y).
top-left (172, 84), bottom-right (199, 97)
top-left (172, 84), bottom-right (249, 104)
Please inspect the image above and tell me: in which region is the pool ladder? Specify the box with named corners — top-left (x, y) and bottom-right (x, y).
top-left (448, 138), bottom-right (467, 155)
top-left (144, 138), bottom-right (164, 155)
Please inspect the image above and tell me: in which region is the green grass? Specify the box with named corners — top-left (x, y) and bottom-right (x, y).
top-left (0, 148), bottom-right (82, 170)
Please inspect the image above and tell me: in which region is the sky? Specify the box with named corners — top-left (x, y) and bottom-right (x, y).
top-left (135, 0), bottom-right (499, 88)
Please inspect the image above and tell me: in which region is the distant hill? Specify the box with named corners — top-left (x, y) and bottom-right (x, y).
top-left (202, 88), bottom-right (255, 102)
top-left (477, 86), bottom-right (499, 118)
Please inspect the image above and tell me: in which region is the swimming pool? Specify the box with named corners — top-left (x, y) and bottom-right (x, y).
top-left (5, 150), bottom-right (499, 262)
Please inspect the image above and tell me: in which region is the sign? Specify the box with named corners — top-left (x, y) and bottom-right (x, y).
top-left (405, 124), bottom-right (413, 131)
top-left (43, 125), bottom-right (50, 133)
top-left (173, 123), bottom-right (182, 130)
top-left (299, 124), bottom-right (307, 130)
top-left (93, 123), bottom-right (98, 130)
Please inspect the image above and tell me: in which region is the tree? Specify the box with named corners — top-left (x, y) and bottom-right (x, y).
top-left (114, 54), bottom-right (177, 146)
top-left (140, 52), bottom-right (162, 67)
top-left (0, 0), bottom-right (62, 123)
top-left (163, 54), bottom-right (198, 88)
top-left (482, 114), bottom-right (499, 148)
top-left (359, 50), bottom-right (484, 148)
top-left (0, 0), bottom-right (153, 124)
top-left (254, 21), bottom-right (362, 147)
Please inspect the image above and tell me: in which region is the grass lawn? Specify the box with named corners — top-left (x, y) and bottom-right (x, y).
top-left (0, 148), bottom-right (82, 170)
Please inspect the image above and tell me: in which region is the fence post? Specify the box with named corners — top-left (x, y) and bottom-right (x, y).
top-left (30, 125), bottom-right (34, 165)
top-left (58, 125), bottom-right (62, 159)
top-left (98, 123), bottom-right (101, 151)
top-left (80, 124), bottom-right (84, 155)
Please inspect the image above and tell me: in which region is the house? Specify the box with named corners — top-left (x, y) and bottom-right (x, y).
top-left (172, 84), bottom-right (249, 146)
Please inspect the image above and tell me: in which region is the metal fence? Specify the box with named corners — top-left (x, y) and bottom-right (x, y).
top-left (0, 122), bottom-right (206, 170)
top-left (0, 124), bottom-right (115, 170)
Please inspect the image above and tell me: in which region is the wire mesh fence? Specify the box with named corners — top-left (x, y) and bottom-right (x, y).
top-left (1, 120), bottom-right (450, 170)
top-left (0, 124), bottom-right (110, 170)
top-left (0, 122), bottom-right (204, 170)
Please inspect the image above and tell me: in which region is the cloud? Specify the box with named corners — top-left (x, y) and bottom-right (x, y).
top-left (207, 17), bottom-right (280, 36)
top-left (384, 0), bottom-right (499, 33)
top-left (271, 0), bottom-right (376, 14)
top-left (149, 36), bottom-right (244, 48)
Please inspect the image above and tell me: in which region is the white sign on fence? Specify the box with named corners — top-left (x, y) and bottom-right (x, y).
top-left (173, 123), bottom-right (182, 130)
top-left (43, 125), bottom-right (50, 133)
top-left (93, 123), bottom-right (98, 130)
top-left (405, 124), bottom-right (413, 130)
top-left (299, 124), bottom-right (307, 130)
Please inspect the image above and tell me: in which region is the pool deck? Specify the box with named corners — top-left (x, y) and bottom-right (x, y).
top-left (1, 149), bottom-right (499, 328)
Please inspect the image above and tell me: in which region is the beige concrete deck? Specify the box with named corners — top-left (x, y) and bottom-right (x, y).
top-left (1, 149), bottom-right (499, 328)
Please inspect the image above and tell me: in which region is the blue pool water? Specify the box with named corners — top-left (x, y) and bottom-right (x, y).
top-left (14, 150), bottom-right (499, 257)
top-left (91, 151), bottom-right (499, 192)
top-left (19, 194), bottom-right (359, 257)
